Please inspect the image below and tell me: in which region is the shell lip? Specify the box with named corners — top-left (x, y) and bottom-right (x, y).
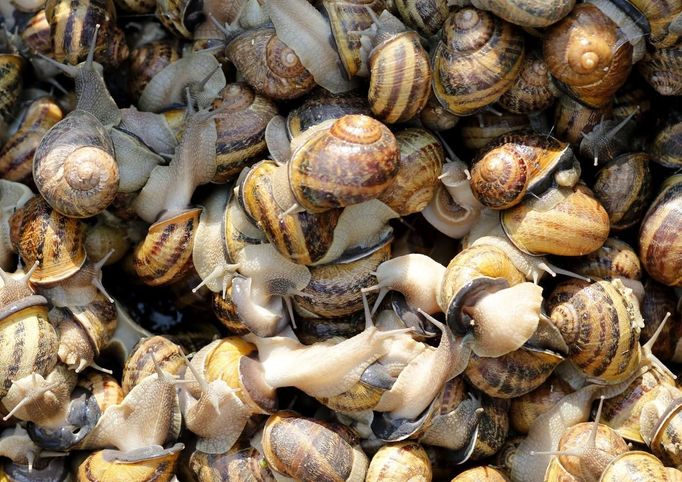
top-left (151, 206), bottom-right (203, 230)
top-left (0, 294), bottom-right (48, 322)
top-left (652, 397), bottom-right (682, 448)
top-left (238, 355), bottom-right (278, 414)
top-left (327, 229), bottom-right (394, 265)
top-left (445, 277), bottom-right (509, 335)
top-left (360, 363), bottom-right (397, 391)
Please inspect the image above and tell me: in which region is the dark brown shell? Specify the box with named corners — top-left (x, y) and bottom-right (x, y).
top-left (628, 0), bottom-right (682, 47)
top-left (226, 29), bottom-right (316, 100)
top-left (0, 54), bottom-right (23, 125)
top-left (286, 89), bottom-right (371, 139)
top-left (128, 41), bottom-right (181, 100)
top-left (289, 115), bottom-right (399, 213)
top-left (498, 50), bottom-right (559, 114)
top-left (471, 395), bottom-right (510, 460)
top-left (459, 112), bottom-right (530, 152)
top-left (543, 3), bottom-right (633, 108)
top-left (394, 0), bottom-right (448, 36)
top-left (638, 44), bottom-right (682, 96)
top-left (638, 174), bottom-right (682, 286)
top-left (652, 120), bottom-right (682, 169)
top-left (640, 279), bottom-right (682, 363)
top-left (593, 153), bottom-right (652, 231)
top-left (212, 290), bottom-right (249, 336)
top-left (432, 7), bottom-right (525, 116)
top-left (553, 94), bottom-right (612, 146)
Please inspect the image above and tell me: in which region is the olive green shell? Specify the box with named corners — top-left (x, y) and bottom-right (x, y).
top-left (132, 208), bottom-right (201, 286)
top-left (593, 153), bottom-right (652, 231)
top-left (0, 54), bottom-right (24, 125)
top-left (638, 175), bottom-right (682, 286)
top-left (432, 7), bottom-right (525, 116)
top-left (368, 31), bottom-right (431, 124)
top-left (9, 196), bottom-right (87, 284)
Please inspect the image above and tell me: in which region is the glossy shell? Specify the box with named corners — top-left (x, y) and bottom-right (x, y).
top-left (459, 113), bottom-right (530, 152)
top-left (432, 8), bottom-right (525, 116)
top-left (394, 0), bottom-right (448, 36)
top-left (155, 0), bottom-right (203, 39)
top-left (498, 50), bottom-right (559, 114)
top-left (652, 120), bottom-right (682, 169)
top-left (553, 94), bottom-right (612, 146)
top-left (77, 445), bottom-right (182, 482)
top-left (568, 237), bottom-right (642, 282)
top-left (366, 442), bottom-right (432, 482)
top-left (600, 451), bottom-right (669, 482)
top-left (286, 90), bottom-right (371, 139)
top-left (638, 45), bottom-right (682, 96)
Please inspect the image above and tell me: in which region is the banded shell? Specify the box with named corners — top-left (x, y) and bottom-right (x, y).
top-left (366, 442), bottom-right (432, 482)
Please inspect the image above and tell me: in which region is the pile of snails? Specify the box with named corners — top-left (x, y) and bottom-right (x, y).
top-left (0, 0), bottom-right (681, 480)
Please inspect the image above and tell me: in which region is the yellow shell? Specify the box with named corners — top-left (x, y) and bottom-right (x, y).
top-left (451, 466), bottom-right (510, 481)
top-left (122, 336), bottom-right (186, 394)
top-left (366, 442), bottom-right (432, 482)
top-left (600, 451), bottom-right (669, 482)
top-left (77, 445), bottom-right (182, 482)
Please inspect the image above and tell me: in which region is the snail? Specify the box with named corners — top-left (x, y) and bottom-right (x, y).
top-left (365, 441), bottom-right (432, 482)
top-left (453, 466), bottom-right (510, 481)
top-left (553, 94), bottom-right (612, 146)
top-left (638, 44), bottom-right (682, 96)
top-left (498, 50), bottom-right (560, 114)
top-left (189, 441), bottom-right (276, 481)
top-left (652, 119), bottom-right (682, 169)
top-left (638, 384), bottom-right (682, 467)
top-left (155, 0), bottom-right (203, 38)
top-left (469, 132), bottom-right (581, 210)
top-left (84, 213), bottom-right (131, 265)
top-left (127, 41), bottom-right (181, 100)
top-left (420, 93), bottom-right (460, 132)
top-left (77, 443), bottom-right (184, 482)
top-left (510, 375), bottom-right (575, 434)
top-left (470, 0), bottom-right (576, 27)
top-left (121, 336), bottom-right (185, 395)
top-left (432, 7), bottom-right (525, 116)
top-left (640, 280), bottom-right (682, 364)
top-left (459, 112), bottom-right (531, 152)
top-left (286, 89), bottom-right (371, 139)
top-left (471, 394), bottom-right (511, 461)
top-left (393, 0), bottom-right (448, 36)
top-left (579, 111), bottom-right (637, 166)
top-left (639, 175), bottom-right (682, 287)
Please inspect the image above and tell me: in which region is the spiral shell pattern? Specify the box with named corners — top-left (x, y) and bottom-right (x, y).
top-left (471, 0), bottom-right (576, 27)
top-left (498, 51), bottom-right (559, 114)
top-left (366, 442), bottom-right (432, 482)
top-left (128, 41), bottom-right (181, 100)
top-left (0, 54), bottom-right (23, 124)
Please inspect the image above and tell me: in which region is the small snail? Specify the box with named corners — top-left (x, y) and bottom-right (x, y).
top-left (127, 40), bottom-right (181, 100)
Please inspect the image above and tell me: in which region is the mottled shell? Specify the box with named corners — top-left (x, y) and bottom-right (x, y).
top-left (593, 153), bottom-right (652, 231)
top-left (459, 113), bottom-right (530, 152)
top-left (212, 290), bottom-right (249, 335)
top-left (294, 243), bottom-right (389, 318)
top-left (9, 196), bottom-right (86, 284)
top-left (501, 184), bottom-right (610, 256)
top-left (366, 442), bottom-right (432, 482)
top-left (33, 110), bottom-right (119, 218)
top-left (288, 115), bottom-right (399, 213)
top-left (128, 41), bottom-right (181, 100)
top-left (602, 368), bottom-right (676, 443)
top-left (77, 445), bottom-right (182, 482)
top-left (286, 89), bottom-right (371, 139)
top-left (600, 451), bottom-right (668, 482)
top-left (420, 93), bottom-right (460, 132)
top-left (638, 175), bottom-right (682, 287)
top-left (0, 96), bottom-right (63, 183)
top-left (132, 208), bottom-right (201, 286)
top-left (471, 395), bottom-right (510, 460)
top-left (378, 128), bottom-right (443, 216)
top-left (498, 50), bottom-right (559, 114)
top-left (470, 132), bottom-right (578, 210)
top-left (543, 4), bottom-right (634, 108)
top-left (241, 160), bottom-right (341, 265)
top-left (190, 446), bottom-right (276, 482)
top-left (368, 31), bottom-right (431, 124)
top-left (548, 279), bottom-right (642, 383)
top-left (640, 279), bottom-right (682, 363)
top-left (510, 375), bottom-right (574, 434)
top-left (262, 411), bottom-right (368, 481)
top-left (0, 55), bottom-right (24, 125)
top-left (432, 8), bottom-right (525, 116)
top-left (628, 0), bottom-right (682, 47)
top-left (650, 399), bottom-right (682, 466)
top-left (77, 370), bottom-right (124, 413)
top-left (553, 94), bottom-right (612, 146)
top-left (226, 29), bottom-right (316, 100)
top-left (470, 0), bottom-right (575, 27)
top-left (155, 0), bottom-right (203, 38)
top-left (567, 237), bottom-right (642, 282)
top-left (211, 83), bottom-right (278, 183)
top-left (465, 346), bottom-right (564, 399)
top-left (451, 466), bottom-right (510, 481)
top-left (638, 44), bottom-right (682, 96)
top-left (121, 336), bottom-right (185, 394)
top-left (652, 120), bottom-right (682, 169)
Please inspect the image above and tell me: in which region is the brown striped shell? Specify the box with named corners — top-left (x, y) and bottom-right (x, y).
top-left (293, 242), bottom-right (389, 318)
top-left (240, 160), bottom-right (341, 265)
top-left (211, 83), bottom-right (278, 183)
top-left (77, 370), bottom-right (124, 413)
top-left (510, 375), bottom-right (574, 434)
top-left (543, 3), bottom-right (633, 108)
top-left (368, 31), bottom-right (431, 124)
top-left (378, 127), bottom-right (444, 216)
top-left (548, 279), bottom-right (642, 384)
top-left (190, 445), bottom-right (276, 482)
top-left (459, 112), bottom-right (530, 152)
top-left (392, 0), bottom-right (448, 36)
top-left (0, 54), bottom-right (24, 126)
top-left (223, 192), bottom-right (266, 263)
top-left (498, 50), bottom-right (559, 114)
top-left (652, 120), bottom-right (682, 169)
top-left (262, 411), bottom-right (368, 481)
top-left (593, 153), bottom-right (652, 231)
top-left (432, 8), bottom-right (525, 116)
top-left (226, 29), bottom-right (316, 100)
top-left (470, 0), bottom-right (575, 27)
top-left (471, 395), bottom-right (510, 460)
top-left (316, 374), bottom-right (386, 413)
top-left (366, 442), bottom-right (432, 482)
top-left (155, 0), bottom-right (203, 38)
top-left (567, 237), bottom-right (642, 282)
top-left (600, 451), bottom-right (669, 482)
top-left (451, 466), bottom-right (510, 481)
top-left (122, 336), bottom-right (185, 394)
top-left (132, 208), bottom-right (201, 286)
top-left (601, 368), bottom-right (676, 443)
top-left (293, 311), bottom-right (364, 345)
top-left (33, 110), bottom-right (119, 218)
top-left (0, 96), bottom-right (63, 183)
top-left (553, 94), bottom-right (612, 146)
top-left (638, 174), bottom-right (682, 287)
top-left (286, 89), bottom-right (371, 139)
top-left (640, 279), bottom-right (682, 363)
top-left (9, 196), bottom-right (87, 284)
top-left (469, 132), bottom-right (580, 210)
top-left (638, 44), bottom-right (682, 96)
top-left (212, 290), bottom-right (249, 335)
top-left (464, 346), bottom-right (564, 399)
top-left (649, 398), bottom-right (682, 467)
top-left (19, 10), bottom-right (53, 58)
top-left (628, 0), bottom-right (682, 48)
top-left (501, 184), bottom-right (610, 256)
top-left (77, 444), bottom-right (183, 482)
top-left (128, 41), bottom-right (181, 100)
top-left (288, 115), bottom-right (399, 213)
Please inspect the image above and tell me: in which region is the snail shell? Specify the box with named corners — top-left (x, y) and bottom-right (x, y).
top-left (33, 109), bottom-right (119, 218)
top-left (566, 237), bottom-right (642, 283)
top-left (470, 0), bottom-right (575, 27)
top-left (226, 28), bottom-right (316, 100)
top-left (638, 44), bottom-right (682, 96)
top-left (641, 279), bottom-right (682, 363)
top-left (469, 132), bottom-right (580, 210)
top-left (378, 127), bottom-right (444, 216)
top-left (628, 0), bottom-right (682, 47)
top-left (498, 50), bottom-right (560, 114)
top-left (289, 115), bottom-right (399, 213)
top-left (394, 0), bottom-right (448, 36)
top-left (122, 336), bottom-right (185, 394)
top-left (511, 375), bottom-right (574, 434)
top-left (432, 8), bottom-right (525, 116)
top-left (9, 196), bottom-right (87, 284)
top-left (211, 289), bottom-right (245, 334)
top-left (127, 41), bottom-right (181, 100)
top-left (420, 93), bottom-right (460, 132)
top-left (366, 442), bottom-right (432, 482)
top-left (459, 112), bottom-right (531, 152)
top-left (553, 94), bottom-right (612, 146)
top-left (652, 120), bottom-right (682, 169)
top-left (0, 55), bottom-right (23, 126)
top-left (77, 370), bottom-right (124, 413)
top-left (132, 208), bottom-right (201, 286)
top-left (368, 31), bottom-right (431, 124)
top-left (593, 153), bottom-right (652, 231)
top-left (212, 83), bottom-right (278, 183)
top-left (501, 184), bottom-right (610, 257)
top-left (223, 191), bottom-right (266, 263)
top-left (155, 0), bottom-right (203, 38)
top-left (77, 443), bottom-right (184, 482)
top-left (452, 466), bottom-right (510, 481)
top-left (189, 444), bottom-right (276, 482)
top-left (600, 451), bottom-right (669, 482)
top-left (262, 411), bottom-right (369, 481)
top-left (543, 3), bottom-right (634, 108)
top-left (286, 89), bottom-right (371, 139)
top-left (638, 175), bottom-right (682, 287)
top-left (645, 396), bottom-right (682, 467)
